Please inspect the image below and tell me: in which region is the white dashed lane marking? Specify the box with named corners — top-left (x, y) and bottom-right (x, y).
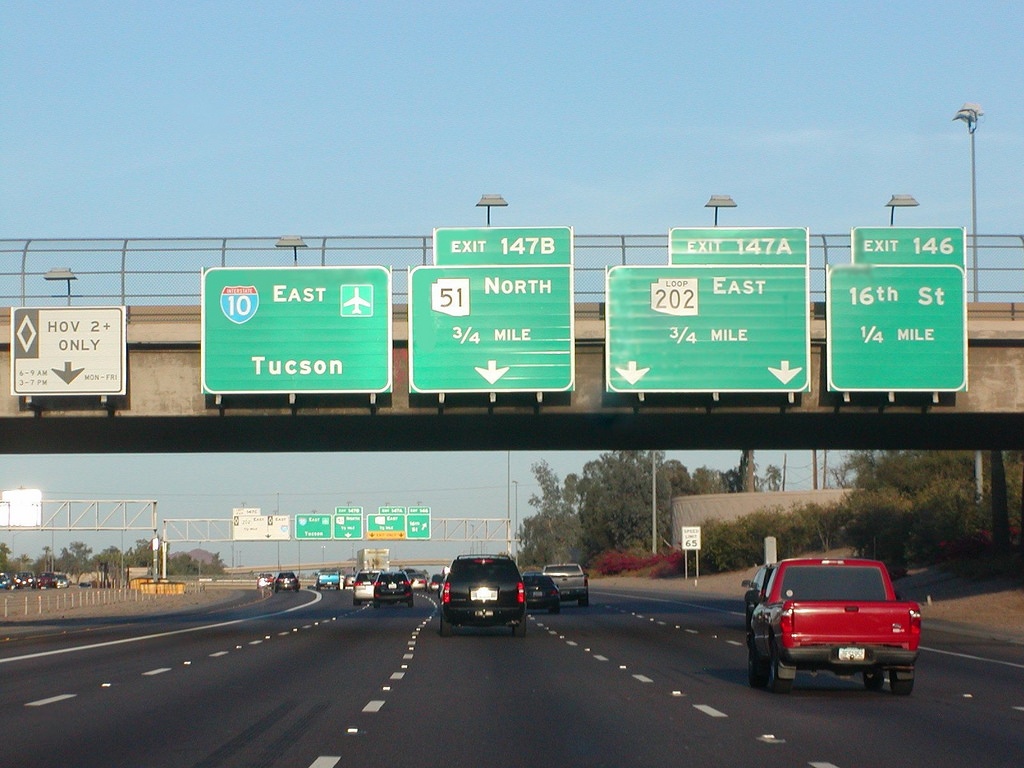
top-left (25, 694), bottom-right (77, 707)
top-left (143, 668), bottom-right (171, 676)
top-left (693, 704), bottom-right (728, 718)
top-left (363, 700), bottom-right (385, 713)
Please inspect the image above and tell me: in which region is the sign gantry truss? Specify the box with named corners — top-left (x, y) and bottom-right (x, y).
top-left (25, 500), bottom-right (157, 532)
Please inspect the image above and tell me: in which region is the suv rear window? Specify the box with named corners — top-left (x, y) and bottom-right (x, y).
top-left (449, 557), bottom-right (521, 582)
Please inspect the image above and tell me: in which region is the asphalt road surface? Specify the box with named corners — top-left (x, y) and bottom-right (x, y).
top-left (1, 585), bottom-right (1022, 767)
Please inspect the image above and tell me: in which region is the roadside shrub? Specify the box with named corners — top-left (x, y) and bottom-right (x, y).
top-left (590, 549), bottom-right (658, 575)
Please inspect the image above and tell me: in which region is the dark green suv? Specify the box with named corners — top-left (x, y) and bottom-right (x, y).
top-left (439, 555), bottom-right (526, 637)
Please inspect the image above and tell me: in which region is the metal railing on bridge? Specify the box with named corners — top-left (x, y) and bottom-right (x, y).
top-left (3, 233), bottom-right (1023, 310)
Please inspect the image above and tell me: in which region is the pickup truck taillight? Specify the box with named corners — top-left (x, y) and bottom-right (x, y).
top-left (441, 582), bottom-right (451, 604)
top-left (517, 581), bottom-right (525, 604)
top-left (779, 602), bottom-right (795, 635)
top-left (909, 607), bottom-right (922, 635)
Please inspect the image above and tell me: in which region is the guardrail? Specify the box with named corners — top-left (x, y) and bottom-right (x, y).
top-left (3, 233), bottom-right (1022, 307)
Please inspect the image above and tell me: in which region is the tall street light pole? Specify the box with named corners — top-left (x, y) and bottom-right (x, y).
top-left (953, 102), bottom-right (982, 301)
top-left (953, 102), bottom-right (984, 503)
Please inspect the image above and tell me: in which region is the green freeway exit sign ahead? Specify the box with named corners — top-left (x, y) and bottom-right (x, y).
top-left (827, 227), bottom-right (967, 392)
top-left (201, 266), bottom-right (392, 395)
top-left (409, 226), bottom-right (574, 394)
top-left (605, 228), bottom-right (810, 393)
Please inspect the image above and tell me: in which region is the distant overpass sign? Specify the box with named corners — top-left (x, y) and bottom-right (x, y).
top-left (201, 266), bottom-right (392, 395)
top-left (232, 512), bottom-right (290, 541)
top-left (295, 514), bottom-right (333, 540)
top-left (10, 307), bottom-right (126, 396)
top-left (333, 507), bottom-right (364, 539)
top-left (827, 228), bottom-right (967, 392)
top-left (367, 506), bottom-right (407, 540)
top-left (406, 505), bottom-right (431, 540)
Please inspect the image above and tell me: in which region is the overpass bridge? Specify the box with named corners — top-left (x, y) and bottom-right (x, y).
top-left (2, 233), bottom-right (1023, 454)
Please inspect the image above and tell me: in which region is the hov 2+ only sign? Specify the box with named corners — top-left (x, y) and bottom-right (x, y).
top-left (11, 307), bottom-right (126, 396)
top-left (606, 228), bottom-right (810, 393)
top-left (408, 227), bottom-right (574, 394)
top-left (202, 266), bottom-right (392, 395)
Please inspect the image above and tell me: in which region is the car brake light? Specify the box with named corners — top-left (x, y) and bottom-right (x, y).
top-left (517, 581), bottom-right (525, 604)
top-left (441, 581), bottom-right (451, 604)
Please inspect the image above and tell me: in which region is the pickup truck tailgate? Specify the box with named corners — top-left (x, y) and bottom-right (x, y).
top-left (785, 601), bottom-right (919, 647)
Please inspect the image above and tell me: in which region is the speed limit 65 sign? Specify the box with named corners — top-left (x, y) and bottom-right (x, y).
top-left (681, 526), bottom-right (702, 550)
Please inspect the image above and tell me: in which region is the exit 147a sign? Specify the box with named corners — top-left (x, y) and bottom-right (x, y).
top-left (202, 266), bottom-right (392, 394)
top-left (606, 227), bottom-right (810, 393)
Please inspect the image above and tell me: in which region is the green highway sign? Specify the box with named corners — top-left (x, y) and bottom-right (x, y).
top-left (851, 227), bottom-right (966, 266)
top-left (406, 505), bottom-right (431, 540)
top-left (606, 265), bottom-right (810, 393)
top-left (295, 514), bottom-right (333, 540)
top-left (409, 265), bottom-right (574, 393)
top-left (367, 506), bottom-right (406, 540)
top-left (333, 507), bottom-right (364, 539)
top-left (434, 226), bottom-right (572, 265)
top-left (670, 227), bottom-right (809, 266)
top-left (201, 266), bottom-right (392, 394)
top-left (827, 264), bottom-right (967, 392)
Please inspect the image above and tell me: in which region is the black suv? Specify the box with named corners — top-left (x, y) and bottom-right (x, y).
top-left (439, 554), bottom-right (526, 637)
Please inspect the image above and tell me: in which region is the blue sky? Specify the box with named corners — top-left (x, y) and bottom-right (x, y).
top-left (1, 2), bottom-right (1019, 567)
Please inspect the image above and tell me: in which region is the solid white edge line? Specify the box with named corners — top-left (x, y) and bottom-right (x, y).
top-left (0, 591), bottom-right (324, 665)
top-left (920, 645), bottom-right (1024, 670)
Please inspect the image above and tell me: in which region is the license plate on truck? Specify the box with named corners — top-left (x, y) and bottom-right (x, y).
top-left (838, 647), bottom-right (866, 661)
top-left (471, 587), bottom-right (497, 602)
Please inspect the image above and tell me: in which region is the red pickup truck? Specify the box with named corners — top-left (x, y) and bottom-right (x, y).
top-left (748, 557), bottom-right (921, 695)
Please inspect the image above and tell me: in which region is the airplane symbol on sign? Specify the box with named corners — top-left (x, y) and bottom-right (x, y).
top-left (341, 285), bottom-right (373, 316)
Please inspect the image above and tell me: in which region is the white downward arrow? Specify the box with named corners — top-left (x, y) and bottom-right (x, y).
top-left (615, 360), bottom-right (650, 385)
top-left (475, 359), bottom-right (510, 384)
top-left (768, 360), bottom-right (803, 384)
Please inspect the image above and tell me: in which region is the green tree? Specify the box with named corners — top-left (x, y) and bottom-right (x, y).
top-left (57, 541), bottom-right (94, 577)
top-left (577, 451), bottom-right (674, 561)
top-left (517, 460), bottom-right (582, 567)
top-left (690, 466), bottom-right (729, 495)
top-left (167, 550), bottom-right (226, 576)
top-left (840, 451), bottom-right (989, 565)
